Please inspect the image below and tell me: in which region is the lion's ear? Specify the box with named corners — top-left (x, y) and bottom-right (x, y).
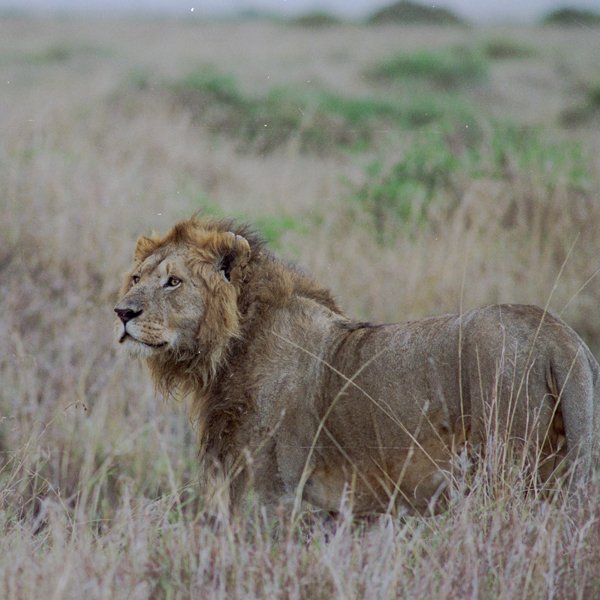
top-left (216, 232), bottom-right (251, 283)
top-left (134, 235), bottom-right (158, 263)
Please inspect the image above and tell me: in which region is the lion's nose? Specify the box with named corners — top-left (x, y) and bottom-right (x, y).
top-left (114, 307), bottom-right (143, 324)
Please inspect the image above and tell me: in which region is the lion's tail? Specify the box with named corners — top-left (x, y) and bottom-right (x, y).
top-left (551, 343), bottom-right (600, 478)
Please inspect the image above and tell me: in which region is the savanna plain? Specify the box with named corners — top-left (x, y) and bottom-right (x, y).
top-left (1, 13), bottom-right (600, 599)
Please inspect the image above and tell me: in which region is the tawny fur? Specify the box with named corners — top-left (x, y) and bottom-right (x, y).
top-left (115, 217), bottom-right (600, 515)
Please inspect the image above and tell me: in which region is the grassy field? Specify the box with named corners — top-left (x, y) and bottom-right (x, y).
top-left (1, 15), bottom-right (600, 598)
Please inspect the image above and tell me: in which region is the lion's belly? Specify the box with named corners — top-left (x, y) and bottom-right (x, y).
top-left (302, 432), bottom-right (464, 514)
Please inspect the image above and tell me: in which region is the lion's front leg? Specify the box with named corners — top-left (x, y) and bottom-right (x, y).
top-left (227, 443), bottom-right (289, 524)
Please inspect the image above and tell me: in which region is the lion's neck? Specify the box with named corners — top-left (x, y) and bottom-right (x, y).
top-left (153, 253), bottom-right (344, 461)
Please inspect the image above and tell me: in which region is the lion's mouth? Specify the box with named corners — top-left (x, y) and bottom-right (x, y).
top-left (119, 331), bottom-right (167, 349)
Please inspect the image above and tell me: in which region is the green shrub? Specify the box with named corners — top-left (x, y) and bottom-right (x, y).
top-left (165, 68), bottom-right (475, 153)
top-left (171, 68), bottom-right (248, 109)
top-left (315, 91), bottom-right (471, 129)
top-left (485, 123), bottom-right (591, 187)
top-left (589, 81), bottom-right (600, 106)
top-left (24, 43), bottom-right (73, 64)
top-left (560, 81), bottom-right (600, 126)
top-left (368, 46), bottom-right (488, 88)
top-left (352, 122), bottom-right (477, 239)
top-left (22, 42), bottom-right (110, 65)
top-left (482, 38), bottom-right (536, 60)
top-left (253, 215), bottom-right (304, 248)
top-left (288, 12), bottom-right (342, 27)
top-left (541, 7), bottom-right (600, 26)
top-left (368, 1), bottom-right (466, 25)
top-left (352, 120), bottom-right (592, 242)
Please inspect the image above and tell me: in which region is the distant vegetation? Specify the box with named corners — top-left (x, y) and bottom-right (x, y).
top-left (541, 7), bottom-right (600, 26)
top-left (131, 67), bottom-right (472, 153)
top-left (6, 42), bottom-right (110, 65)
top-left (481, 38), bottom-right (537, 60)
top-left (561, 80), bottom-right (600, 126)
top-left (165, 68), bottom-right (390, 152)
top-left (367, 0), bottom-right (466, 25)
top-left (127, 47), bottom-right (596, 245)
top-left (144, 58), bottom-right (594, 244)
top-left (235, 9), bottom-right (281, 22)
top-left (288, 11), bottom-right (342, 28)
top-left (353, 121), bottom-right (592, 241)
top-left (28, 43), bottom-right (72, 63)
top-left (367, 46), bottom-right (488, 88)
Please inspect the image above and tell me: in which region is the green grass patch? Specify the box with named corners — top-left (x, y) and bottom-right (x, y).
top-left (173, 69), bottom-right (247, 107)
top-left (31, 43), bottom-right (72, 63)
top-left (541, 7), bottom-right (600, 26)
top-left (561, 80), bottom-right (600, 126)
top-left (306, 90), bottom-right (472, 131)
top-left (481, 38), bottom-right (537, 60)
top-left (163, 67), bottom-right (475, 153)
top-left (253, 214), bottom-right (305, 248)
top-left (16, 42), bottom-right (111, 65)
top-left (315, 92), bottom-right (401, 123)
top-left (180, 179), bottom-right (304, 249)
top-left (288, 11), bottom-right (343, 27)
top-left (352, 122), bottom-right (477, 239)
top-left (367, 46), bottom-right (488, 88)
top-left (486, 124), bottom-right (591, 187)
top-left (352, 120), bottom-right (592, 242)
top-left (589, 82), bottom-right (600, 106)
top-left (168, 70), bottom-right (301, 151)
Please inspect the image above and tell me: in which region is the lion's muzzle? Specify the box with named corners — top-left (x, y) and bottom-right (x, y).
top-left (114, 302), bottom-right (144, 344)
top-left (115, 306), bottom-right (143, 325)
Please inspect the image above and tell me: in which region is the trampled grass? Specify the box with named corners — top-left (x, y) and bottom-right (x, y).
top-left (1, 16), bottom-right (600, 599)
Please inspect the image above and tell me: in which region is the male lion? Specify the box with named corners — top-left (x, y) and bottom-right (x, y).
top-left (115, 217), bottom-right (599, 515)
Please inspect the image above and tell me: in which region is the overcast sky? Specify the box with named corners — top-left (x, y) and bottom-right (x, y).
top-left (3, 0), bottom-right (600, 23)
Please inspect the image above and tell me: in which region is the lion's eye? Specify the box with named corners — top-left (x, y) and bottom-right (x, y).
top-left (132, 275), bottom-right (140, 285)
top-left (165, 276), bottom-right (181, 288)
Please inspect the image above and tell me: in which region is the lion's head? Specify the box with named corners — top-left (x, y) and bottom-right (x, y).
top-left (114, 218), bottom-right (255, 390)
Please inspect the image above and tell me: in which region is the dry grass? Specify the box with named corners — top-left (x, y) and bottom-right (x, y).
top-left (1, 16), bottom-right (600, 598)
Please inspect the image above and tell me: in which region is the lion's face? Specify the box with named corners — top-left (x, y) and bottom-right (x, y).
top-left (115, 249), bottom-right (204, 358)
top-left (114, 223), bottom-right (251, 369)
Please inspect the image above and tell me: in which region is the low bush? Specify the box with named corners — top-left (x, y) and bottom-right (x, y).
top-left (352, 120), bottom-right (592, 241)
top-left (367, 46), bottom-right (488, 88)
top-left (541, 7), bottom-right (600, 26)
top-left (482, 38), bottom-right (537, 60)
top-left (164, 68), bottom-right (472, 152)
top-left (367, 0), bottom-right (466, 25)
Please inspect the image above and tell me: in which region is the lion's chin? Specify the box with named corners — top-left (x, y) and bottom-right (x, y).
top-left (119, 333), bottom-right (168, 359)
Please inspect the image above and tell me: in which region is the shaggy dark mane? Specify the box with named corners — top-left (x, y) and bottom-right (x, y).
top-left (131, 215), bottom-right (344, 462)
top-left (199, 215), bottom-right (342, 315)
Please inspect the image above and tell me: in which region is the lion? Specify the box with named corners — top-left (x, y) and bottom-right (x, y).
top-left (114, 216), bottom-right (599, 515)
